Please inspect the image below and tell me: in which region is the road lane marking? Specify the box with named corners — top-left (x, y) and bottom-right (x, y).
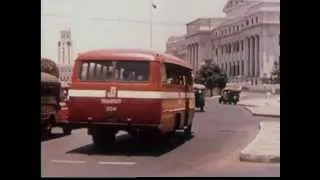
top-left (97, 161), bottom-right (136, 165)
top-left (51, 160), bottom-right (87, 164)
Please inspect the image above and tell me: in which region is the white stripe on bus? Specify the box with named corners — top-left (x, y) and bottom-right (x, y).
top-left (68, 89), bottom-right (194, 99)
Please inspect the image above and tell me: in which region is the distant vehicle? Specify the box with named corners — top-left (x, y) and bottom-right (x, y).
top-left (63, 49), bottom-right (195, 147)
top-left (41, 58), bottom-right (73, 136)
top-left (41, 72), bottom-right (61, 137)
top-left (193, 84), bottom-right (205, 111)
top-left (219, 86), bottom-right (241, 105)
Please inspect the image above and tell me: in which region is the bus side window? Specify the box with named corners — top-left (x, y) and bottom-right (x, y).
top-left (106, 66), bottom-right (113, 80)
top-left (161, 64), bottom-right (167, 83)
top-left (102, 66), bottom-right (108, 80)
top-left (80, 63), bottom-right (88, 80)
top-left (95, 64), bottom-right (102, 80)
top-left (88, 63), bottom-right (96, 80)
top-left (120, 68), bottom-right (124, 80)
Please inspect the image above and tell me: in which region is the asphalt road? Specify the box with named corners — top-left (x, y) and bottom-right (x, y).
top-left (41, 92), bottom-right (280, 177)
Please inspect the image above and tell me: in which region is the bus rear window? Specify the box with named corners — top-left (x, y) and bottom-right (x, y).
top-left (79, 61), bottom-right (150, 82)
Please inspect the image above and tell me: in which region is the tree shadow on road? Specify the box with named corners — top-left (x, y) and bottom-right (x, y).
top-left (66, 132), bottom-right (194, 157)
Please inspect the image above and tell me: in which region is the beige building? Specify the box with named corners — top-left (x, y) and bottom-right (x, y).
top-left (165, 0), bottom-right (280, 85)
top-left (165, 35), bottom-right (187, 60)
top-left (185, 18), bottom-right (225, 71)
top-left (211, 0), bottom-right (280, 84)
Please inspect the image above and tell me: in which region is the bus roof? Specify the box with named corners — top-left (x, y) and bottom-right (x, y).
top-left (76, 49), bottom-right (193, 69)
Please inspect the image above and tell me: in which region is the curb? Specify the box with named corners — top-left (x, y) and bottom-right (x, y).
top-left (239, 153), bottom-right (280, 163)
top-left (239, 121), bottom-right (280, 163)
top-left (239, 105), bottom-right (280, 118)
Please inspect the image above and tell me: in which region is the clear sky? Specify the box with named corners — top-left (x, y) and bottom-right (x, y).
top-left (41, 0), bottom-right (228, 61)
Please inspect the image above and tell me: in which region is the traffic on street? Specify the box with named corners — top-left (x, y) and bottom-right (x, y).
top-left (41, 92), bottom-right (280, 177)
top-left (41, 0), bottom-right (280, 177)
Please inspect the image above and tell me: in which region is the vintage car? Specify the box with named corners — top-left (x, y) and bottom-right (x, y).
top-left (193, 84), bottom-right (206, 112)
top-left (218, 87), bottom-right (241, 105)
top-left (41, 72), bottom-right (61, 137)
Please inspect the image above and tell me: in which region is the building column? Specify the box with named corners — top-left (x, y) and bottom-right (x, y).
top-left (243, 39), bottom-right (248, 77)
top-left (255, 35), bottom-right (260, 78)
top-left (187, 45), bottom-right (190, 63)
top-left (192, 44), bottom-right (195, 68)
top-left (196, 43), bottom-right (199, 71)
top-left (190, 44), bottom-right (192, 67)
top-left (251, 36), bottom-right (255, 77)
top-left (246, 37), bottom-right (251, 77)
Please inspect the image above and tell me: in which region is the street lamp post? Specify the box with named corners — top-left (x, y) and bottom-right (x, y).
top-left (150, 1), bottom-right (157, 49)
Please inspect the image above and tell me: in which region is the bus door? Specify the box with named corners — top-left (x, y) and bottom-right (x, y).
top-left (183, 74), bottom-right (191, 127)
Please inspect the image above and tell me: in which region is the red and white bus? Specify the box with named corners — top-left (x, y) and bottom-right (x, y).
top-left (63, 49), bottom-right (194, 146)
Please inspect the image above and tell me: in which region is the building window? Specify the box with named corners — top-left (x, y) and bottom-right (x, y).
top-left (229, 28), bottom-right (231, 33)
top-left (251, 18), bottom-right (254, 24)
top-left (237, 26), bottom-right (239, 31)
top-left (241, 60), bottom-right (244, 75)
top-left (237, 41), bottom-right (240, 52)
top-left (216, 49), bottom-right (218, 56)
top-left (241, 40), bottom-right (244, 51)
top-left (256, 16), bottom-right (258, 23)
top-left (246, 20), bottom-right (249, 26)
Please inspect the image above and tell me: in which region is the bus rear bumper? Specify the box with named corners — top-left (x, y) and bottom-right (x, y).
top-left (57, 120), bottom-right (160, 131)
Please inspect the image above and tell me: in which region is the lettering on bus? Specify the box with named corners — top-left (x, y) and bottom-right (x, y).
top-left (106, 86), bottom-right (117, 98)
top-left (101, 99), bottom-right (122, 104)
top-left (106, 106), bottom-right (117, 112)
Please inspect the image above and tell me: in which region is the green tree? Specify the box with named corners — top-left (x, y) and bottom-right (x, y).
top-left (41, 58), bottom-right (59, 78)
top-left (195, 64), bottom-right (228, 96)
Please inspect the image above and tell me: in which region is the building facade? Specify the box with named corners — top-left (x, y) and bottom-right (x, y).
top-left (165, 0), bottom-right (280, 85)
top-left (211, 0), bottom-right (280, 84)
top-left (57, 29), bottom-right (74, 87)
top-left (185, 18), bottom-right (225, 71)
top-left (165, 35), bottom-right (187, 60)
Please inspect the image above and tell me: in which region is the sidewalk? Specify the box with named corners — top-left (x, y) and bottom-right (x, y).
top-left (240, 121), bottom-right (280, 163)
top-left (238, 96), bottom-right (280, 117)
top-left (238, 96), bottom-right (280, 163)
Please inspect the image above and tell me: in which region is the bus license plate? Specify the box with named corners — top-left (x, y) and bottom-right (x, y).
top-left (106, 106), bottom-right (117, 112)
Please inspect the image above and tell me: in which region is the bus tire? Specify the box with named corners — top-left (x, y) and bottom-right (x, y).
top-left (184, 124), bottom-right (192, 138)
top-left (91, 128), bottom-right (116, 148)
top-left (200, 106), bottom-right (204, 112)
top-left (63, 127), bottom-right (72, 135)
top-left (42, 125), bottom-right (51, 138)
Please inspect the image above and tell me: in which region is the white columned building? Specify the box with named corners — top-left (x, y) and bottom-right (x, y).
top-left (211, 0), bottom-right (280, 85)
top-left (165, 35), bottom-right (187, 60)
top-left (58, 29), bottom-right (74, 88)
top-left (185, 18), bottom-right (224, 72)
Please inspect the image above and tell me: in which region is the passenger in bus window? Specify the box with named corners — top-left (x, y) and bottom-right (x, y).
top-left (132, 71), bottom-right (136, 81)
top-left (106, 66), bottom-right (113, 80)
top-left (120, 68), bottom-right (124, 80)
top-left (81, 63), bottom-right (88, 80)
top-left (89, 63), bottom-right (95, 80)
top-left (95, 64), bottom-right (102, 80)
top-left (114, 68), bottom-right (119, 80)
top-left (123, 70), bottom-right (130, 81)
top-left (102, 66), bottom-right (107, 80)
top-left (137, 75), bottom-right (143, 81)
